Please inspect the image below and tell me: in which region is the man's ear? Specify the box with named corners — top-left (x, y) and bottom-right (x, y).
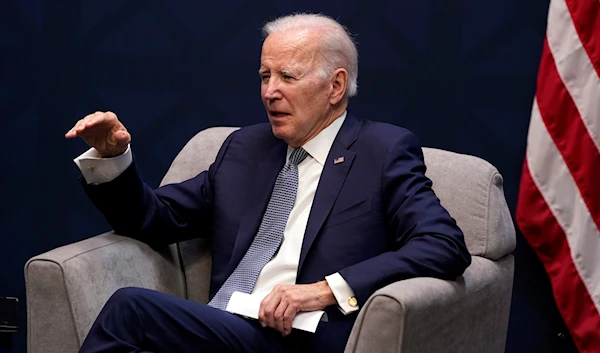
top-left (329, 68), bottom-right (348, 105)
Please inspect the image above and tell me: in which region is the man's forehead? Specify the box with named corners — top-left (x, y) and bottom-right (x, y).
top-left (262, 28), bottom-right (323, 55)
top-left (260, 29), bottom-right (321, 68)
top-left (265, 27), bottom-right (317, 45)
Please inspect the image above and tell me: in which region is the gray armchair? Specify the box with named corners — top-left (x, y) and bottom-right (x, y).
top-left (25, 127), bottom-right (516, 353)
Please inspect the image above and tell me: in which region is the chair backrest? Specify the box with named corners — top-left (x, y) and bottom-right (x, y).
top-left (160, 127), bottom-right (516, 302)
top-left (161, 127), bottom-right (240, 186)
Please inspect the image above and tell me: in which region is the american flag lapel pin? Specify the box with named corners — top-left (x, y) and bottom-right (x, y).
top-left (334, 156), bottom-right (345, 164)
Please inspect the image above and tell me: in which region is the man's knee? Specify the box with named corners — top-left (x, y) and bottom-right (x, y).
top-left (104, 286), bottom-right (155, 313)
top-left (84, 287), bottom-right (156, 346)
top-left (110, 286), bottom-right (152, 300)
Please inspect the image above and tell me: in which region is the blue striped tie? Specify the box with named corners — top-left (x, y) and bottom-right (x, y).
top-left (208, 147), bottom-right (309, 310)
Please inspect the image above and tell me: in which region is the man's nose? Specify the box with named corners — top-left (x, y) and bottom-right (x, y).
top-left (263, 79), bottom-right (282, 100)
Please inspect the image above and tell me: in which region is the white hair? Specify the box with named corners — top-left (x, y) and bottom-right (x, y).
top-left (262, 13), bottom-right (359, 98)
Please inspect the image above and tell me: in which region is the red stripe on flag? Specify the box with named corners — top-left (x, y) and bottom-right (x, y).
top-left (535, 38), bottom-right (600, 231)
top-left (565, 0), bottom-right (600, 77)
top-left (517, 162), bottom-right (600, 353)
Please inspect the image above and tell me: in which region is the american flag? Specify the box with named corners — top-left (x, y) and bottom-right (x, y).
top-left (516, 0), bottom-right (600, 352)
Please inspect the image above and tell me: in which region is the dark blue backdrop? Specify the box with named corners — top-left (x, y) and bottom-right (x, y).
top-left (0, 1), bottom-right (578, 352)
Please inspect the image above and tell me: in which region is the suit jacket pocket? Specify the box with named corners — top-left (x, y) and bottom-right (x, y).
top-left (324, 198), bottom-right (372, 229)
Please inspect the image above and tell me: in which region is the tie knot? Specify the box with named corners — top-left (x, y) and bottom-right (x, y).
top-left (288, 147), bottom-right (308, 166)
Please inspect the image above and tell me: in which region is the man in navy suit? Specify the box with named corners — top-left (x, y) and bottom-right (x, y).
top-left (66, 13), bottom-right (470, 353)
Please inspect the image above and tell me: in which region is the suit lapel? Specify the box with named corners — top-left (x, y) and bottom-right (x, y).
top-left (229, 141), bottom-right (287, 273)
top-left (298, 114), bottom-right (361, 272)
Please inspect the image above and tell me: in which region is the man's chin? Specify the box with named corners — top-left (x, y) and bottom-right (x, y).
top-left (271, 126), bottom-right (288, 140)
top-left (271, 126), bottom-right (299, 146)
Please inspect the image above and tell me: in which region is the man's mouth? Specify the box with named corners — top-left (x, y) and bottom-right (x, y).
top-left (270, 111), bottom-right (290, 118)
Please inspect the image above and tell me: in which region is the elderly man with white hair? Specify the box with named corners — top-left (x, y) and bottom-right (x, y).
top-left (67, 12), bottom-right (470, 353)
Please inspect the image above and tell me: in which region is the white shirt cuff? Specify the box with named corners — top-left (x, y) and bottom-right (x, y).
top-left (73, 145), bottom-right (133, 185)
top-left (325, 272), bottom-right (359, 314)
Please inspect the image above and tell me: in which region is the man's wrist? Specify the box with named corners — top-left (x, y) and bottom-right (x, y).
top-left (317, 280), bottom-right (337, 307)
top-left (97, 148), bottom-right (127, 158)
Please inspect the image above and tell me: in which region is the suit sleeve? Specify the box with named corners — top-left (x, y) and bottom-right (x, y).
top-left (81, 132), bottom-right (236, 247)
top-left (338, 130), bottom-right (471, 305)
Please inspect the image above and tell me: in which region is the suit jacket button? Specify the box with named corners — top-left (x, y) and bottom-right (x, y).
top-left (348, 297), bottom-right (358, 307)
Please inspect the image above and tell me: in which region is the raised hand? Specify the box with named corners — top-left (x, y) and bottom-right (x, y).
top-left (65, 111), bottom-right (131, 158)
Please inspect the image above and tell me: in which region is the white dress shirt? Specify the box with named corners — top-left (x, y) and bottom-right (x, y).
top-left (74, 111), bottom-right (358, 314)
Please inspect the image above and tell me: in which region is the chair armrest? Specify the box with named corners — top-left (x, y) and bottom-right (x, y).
top-left (345, 255), bottom-right (514, 353)
top-left (25, 232), bottom-right (186, 353)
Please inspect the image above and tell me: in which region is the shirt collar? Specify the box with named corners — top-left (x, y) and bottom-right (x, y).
top-left (287, 111), bottom-right (347, 166)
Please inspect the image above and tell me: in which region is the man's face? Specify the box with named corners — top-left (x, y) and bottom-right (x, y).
top-left (259, 29), bottom-right (334, 147)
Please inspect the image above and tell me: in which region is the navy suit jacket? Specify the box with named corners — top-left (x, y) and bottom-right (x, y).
top-left (83, 113), bottom-right (471, 350)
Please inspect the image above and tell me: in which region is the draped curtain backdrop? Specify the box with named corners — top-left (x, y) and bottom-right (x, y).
top-left (0, 1), bottom-right (576, 352)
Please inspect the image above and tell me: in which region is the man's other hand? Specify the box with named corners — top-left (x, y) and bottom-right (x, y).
top-left (258, 281), bottom-right (336, 336)
top-left (65, 111), bottom-right (131, 158)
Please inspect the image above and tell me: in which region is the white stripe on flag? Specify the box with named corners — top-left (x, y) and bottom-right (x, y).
top-left (546, 0), bottom-right (600, 150)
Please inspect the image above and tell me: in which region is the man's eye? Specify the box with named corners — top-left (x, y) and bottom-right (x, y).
top-left (261, 75), bottom-right (270, 82)
top-left (283, 75), bottom-right (294, 80)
